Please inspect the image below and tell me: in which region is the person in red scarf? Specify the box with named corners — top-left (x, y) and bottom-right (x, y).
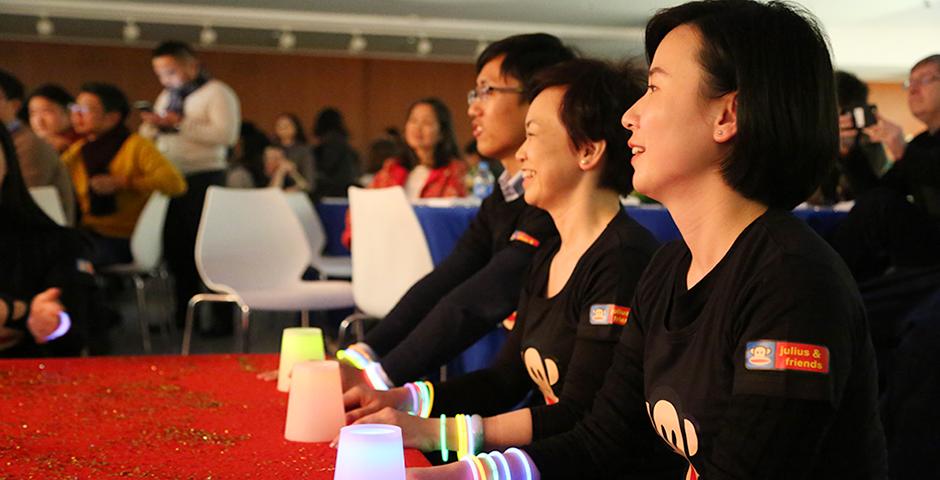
top-left (342, 97), bottom-right (465, 248)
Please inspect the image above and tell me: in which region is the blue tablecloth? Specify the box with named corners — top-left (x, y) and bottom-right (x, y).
top-left (316, 199), bottom-right (848, 377)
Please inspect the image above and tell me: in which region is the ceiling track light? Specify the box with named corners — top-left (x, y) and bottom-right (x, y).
top-left (200, 24), bottom-right (217, 46)
top-left (278, 29), bottom-right (296, 50)
top-left (416, 36), bottom-right (432, 56)
top-left (122, 20), bottom-right (140, 42)
top-left (348, 32), bottom-right (367, 53)
top-left (36, 15), bottom-right (54, 36)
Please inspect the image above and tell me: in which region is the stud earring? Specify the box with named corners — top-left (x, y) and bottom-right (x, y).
top-left (717, 130), bottom-right (724, 136)
top-left (579, 159), bottom-right (589, 165)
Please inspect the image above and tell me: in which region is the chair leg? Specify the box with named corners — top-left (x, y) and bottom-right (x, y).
top-left (181, 293), bottom-right (241, 355)
top-left (235, 302), bottom-right (251, 353)
top-left (301, 310), bottom-right (310, 328)
top-left (133, 275), bottom-right (151, 354)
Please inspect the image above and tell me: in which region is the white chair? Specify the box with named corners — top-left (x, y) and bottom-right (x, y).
top-left (100, 193), bottom-right (171, 353)
top-left (29, 186), bottom-right (68, 226)
top-left (182, 187), bottom-right (354, 355)
top-left (283, 191), bottom-right (352, 279)
top-left (338, 186), bottom-right (434, 345)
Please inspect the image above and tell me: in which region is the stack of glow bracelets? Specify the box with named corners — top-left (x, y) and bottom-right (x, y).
top-left (437, 413), bottom-right (484, 462)
top-left (462, 448), bottom-right (535, 480)
top-left (403, 381), bottom-right (434, 418)
top-left (335, 343), bottom-right (393, 391)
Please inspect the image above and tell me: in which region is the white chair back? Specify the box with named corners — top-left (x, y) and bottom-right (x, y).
top-left (28, 186), bottom-right (67, 226)
top-left (129, 193), bottom-right (169, 272)
top-left (348, 186), bottom-right (433, 317)
top-left (195, 187), bottom-right (311, 294)
top-left (283, 191), bottom-right (328, 269)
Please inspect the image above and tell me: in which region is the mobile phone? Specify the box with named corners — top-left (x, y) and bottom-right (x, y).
top-left (846, 104), bottom-right (877, 129)
top-left (134, 100), bottom-right (153, 112)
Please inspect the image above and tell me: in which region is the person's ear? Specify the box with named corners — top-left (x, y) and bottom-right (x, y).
top-left (713, 92), bottom-right (737, 143)
top-left (577, 139), bottom-right (607, 171)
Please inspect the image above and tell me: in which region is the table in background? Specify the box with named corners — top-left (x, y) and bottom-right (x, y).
top-left (317, 199), bottom-right (849, 261)
top-left (0, 354), bottom-right (429, 477)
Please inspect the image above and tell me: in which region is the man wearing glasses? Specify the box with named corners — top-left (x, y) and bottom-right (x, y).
top-left (339, 34), bottom-right (573, 391)
top-left (832, 54), bottom-right (940, 280)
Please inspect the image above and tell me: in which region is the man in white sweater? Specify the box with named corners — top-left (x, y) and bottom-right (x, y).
top-left (140, 41), bottom-right (240, 334)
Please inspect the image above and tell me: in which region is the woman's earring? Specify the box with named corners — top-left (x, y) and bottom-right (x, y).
top-left (717, 130), bottom-right (724, 136)
top-left (579, 159), bottom-right (589, 165)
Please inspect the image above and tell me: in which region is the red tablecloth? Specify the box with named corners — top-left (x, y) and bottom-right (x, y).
top-left (0, 354), bottom-right (429, 478)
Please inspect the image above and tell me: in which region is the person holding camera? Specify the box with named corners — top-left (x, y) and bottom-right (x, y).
top-left (831, 55), bottom-right (940, 282)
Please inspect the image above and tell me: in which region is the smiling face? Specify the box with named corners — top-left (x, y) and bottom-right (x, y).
top-left (29, 96), bottom-right (71, 139)
top-left (404, 102), bottom-right (442, 159)
top-left (515, 86), bottom-right (582, 211)
top-left (622, 24), bottom-right (728, 204)
top-left (468, 55), bottom-right (528, 162)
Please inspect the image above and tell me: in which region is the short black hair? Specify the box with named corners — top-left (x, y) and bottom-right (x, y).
top-left (79, 82), bottom-right (130, 123)
top-left (646, 0), bottom-right (837, 209)
top-left (476, 33), bottom-right (576, 98)
top-left (835, 71), bottom-right (868, 109)
top-left (402, 97), bottom-right (460, 170)
top-left (528, 59), bottom-right (646, 196)
top-left (152, 40), bottom-right (197, 60)
top-left (27, 84), bottom-right (74, 110)
top-left (313, 107), bottom-right (348, 138)
top-left (0, 69), bottom-right (25, 102)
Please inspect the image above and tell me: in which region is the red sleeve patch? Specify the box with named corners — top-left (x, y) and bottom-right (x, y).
top-left (510, 230), bottom-right (540, 248)
top-left (745, 340), bottom-right (829, 374)
top-left (589, 304), bottom-right (630, 326)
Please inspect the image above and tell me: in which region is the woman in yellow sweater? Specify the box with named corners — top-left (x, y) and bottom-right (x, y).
top-left (62, 83), bottom-right (186, 267)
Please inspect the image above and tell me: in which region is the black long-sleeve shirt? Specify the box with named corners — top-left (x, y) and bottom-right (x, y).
top-left (430, 211), bottom-right (658, 440)
top-left (365, 182), bottom-right (558, 385)
top-left (880, 129), bottom-right (940, 217)
top-left (525, 209), bottom-right (888, 479)
top-left (0, 228), bottom-right (93, 357)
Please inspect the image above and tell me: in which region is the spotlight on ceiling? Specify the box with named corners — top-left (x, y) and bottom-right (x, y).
top-left (122, 20), bottom-right (140, 42)
top-left (36, 16), bottom-right (54, 36)
top-left (278, 29), bottom-right (296, 50)
top-left (416, 37), bottom-right (432, 56)
top-left (200, 25), bottom-right (217, 46)
top-left (348, 33), bottom-right (367, 53)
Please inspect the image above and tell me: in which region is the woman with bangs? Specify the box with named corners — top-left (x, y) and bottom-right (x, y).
top-left (342, 59), bottom-right (658, 468)
top-left (406, 1), bottom-right (887, 479)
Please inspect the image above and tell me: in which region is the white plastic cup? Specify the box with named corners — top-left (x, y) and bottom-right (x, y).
top-left (283, 360), bottom-right (345, 443)
top-left (333, 424), bottom-right (406, 480)
top-left (277, 327), bottom-right (325, 392)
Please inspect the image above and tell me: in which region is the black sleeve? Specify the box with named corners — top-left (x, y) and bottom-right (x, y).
top-left (838, 142), bottom-right (883, 197)
top-left (42, 237), bottom-right (94, 356)
top-left (701, 395), bottom-right (835, 479)
top-left (380, 243), bottom-right (536, 385)
top-left (529, 245), bottom-right (651, 440)
top-left (524, 302), bottom-right (686, 480)
top-left (364, 197), bottom-right (499, 356)
top-left (429, 307), bottom-right (532, 416)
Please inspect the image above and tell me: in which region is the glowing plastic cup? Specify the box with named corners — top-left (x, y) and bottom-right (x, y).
top-left (277, 327), bottom-right (325, 392)
top-left (334, 424), bottom-right (406, 480)
top-left (284, 360), bottom-right (345, 443)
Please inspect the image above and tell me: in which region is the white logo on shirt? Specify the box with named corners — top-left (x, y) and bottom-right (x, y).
top-left (647, 397), bottom-right (700, 479)
top-left (524, 347), bottom-right (559, 405)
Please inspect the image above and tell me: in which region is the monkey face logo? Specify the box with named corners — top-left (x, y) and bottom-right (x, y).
top-left (523, 347), bottom-right (559, 405)
top-left (646, 388), bottom-right (700, 480)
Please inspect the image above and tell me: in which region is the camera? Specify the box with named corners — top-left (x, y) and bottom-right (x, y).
top-left (844, 104), bottom-right (878, 129)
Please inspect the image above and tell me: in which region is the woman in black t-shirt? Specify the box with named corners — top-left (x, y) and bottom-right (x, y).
top-left (342, 59), bottom-right (658, 459)
top-left (406, 1), bottom-right (888, 480)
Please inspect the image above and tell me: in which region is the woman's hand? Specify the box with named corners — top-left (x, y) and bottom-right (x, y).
top-left (27, 288), bottom-right (63, 343)
top-left (406, 462), bottom-right (471, 480)
top-left (354, 407), bottom-right (439, 451)
top-left (344, 385), bottom-right (411, 424)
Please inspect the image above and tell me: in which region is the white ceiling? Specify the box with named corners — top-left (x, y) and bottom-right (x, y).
top-left (1, 0), bottom-right (938, 79)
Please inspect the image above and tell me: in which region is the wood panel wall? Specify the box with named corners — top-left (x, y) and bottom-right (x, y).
top-left (0, 40), bottom-right (477, 155)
